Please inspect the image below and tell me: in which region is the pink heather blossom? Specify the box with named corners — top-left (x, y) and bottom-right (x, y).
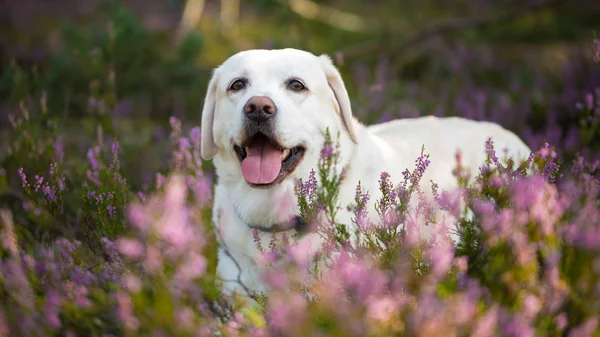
top-left (143, 245), bottom-right (164, 273)
top-left (568, 317), bottom-right (599, 337)
top-left (155, 173), bottom-right (166, 189)
top-left (197, 175), bottom-right (213, 202)
top-left (117, 238), bottom-right (144, 259)
top-left (267, 294), bottom-right (307, 333)
top-left (123, 275), bottom-right (142, 293)
top-left (87, 146), bottom-right (101, 171)
top-left (17, 168), bottom-right (27, 188)
top-left (554, 312), bottom-right (568, 330)
top-left (471, 306), bottom-right (499, 337)
top-left (164, 175), bottom-right (187, 209)
top-left (428, 240), bottom-right (454, 278)
top-left (455, 292), bottom-right (478, 326)
top-left (189, 126), bottom-right (201, 145)
top-left (367, 296), bottom-right (399, 323)
top-left (176, 307), bottom-right (196, 331)
top-left (43, 290), bottom-right (62, 329)
top-left (287, 237), bottom-right (315, 267)
top-left (116, 291), bottom-right (139, 332)
top-left (173, 252), bottom-right (207, 284)
top-left (264, 270), bottom-right (289, 289)
top-left (53, 139), bottom-right (64, 162)
top-left (523, 294), bottom-right (542, 318)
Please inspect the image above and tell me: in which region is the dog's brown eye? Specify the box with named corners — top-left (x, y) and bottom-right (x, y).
top-left (287, 79), bottom-right (307, 92)
top-left (229, 79), bottom-right (247, 91)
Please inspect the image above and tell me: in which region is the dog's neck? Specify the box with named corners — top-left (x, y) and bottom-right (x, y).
top-left (230, 202), bottom-right (313, 237)
top-left (247, 215), bottom-right (311, 235)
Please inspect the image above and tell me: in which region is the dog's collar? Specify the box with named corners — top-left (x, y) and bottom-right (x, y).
top-left (231, 205), bottom-right (312, 236)
top-left (247, 216), bottom-right (311, 236)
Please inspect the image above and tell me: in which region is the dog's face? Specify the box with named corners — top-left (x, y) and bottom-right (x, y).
top-left (201, 49), bottom-right (357, 184)
top-left (201, 48), bottom-right (358, 227)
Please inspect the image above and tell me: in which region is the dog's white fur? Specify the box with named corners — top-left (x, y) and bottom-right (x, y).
top-left (200, 48), bottom-right (531, 297)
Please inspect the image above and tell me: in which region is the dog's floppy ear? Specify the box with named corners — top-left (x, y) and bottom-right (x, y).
top-left (319, 54), bottom-right (358, 143)
top-left (201, 68), bottom-right (220, 159)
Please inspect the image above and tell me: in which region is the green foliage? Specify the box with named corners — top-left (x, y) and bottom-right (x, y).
top-left (1, 0), bottom-right (208, 121)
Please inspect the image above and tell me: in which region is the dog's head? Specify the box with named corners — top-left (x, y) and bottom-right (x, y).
top-left (201, 49), bottom-right (357, 190)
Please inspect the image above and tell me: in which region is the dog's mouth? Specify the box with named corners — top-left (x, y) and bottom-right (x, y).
top-left (234, 133), bottom-right (305, 188)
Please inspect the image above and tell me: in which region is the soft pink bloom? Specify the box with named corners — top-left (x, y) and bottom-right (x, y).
top-left (268, 294), bottom-right (307, 332)
top-left (367, 296), bottom-right (399, 323)
top-left (523, 294), bottom-right (542, 318)
top-left (428, 241), bottom-right (454, 278)
top-left (471, 306), bottom-right (499, 337)
top-left (117, 238), bottom-right (144, 259)
top-left (123, 275), bottom-right (142, 293)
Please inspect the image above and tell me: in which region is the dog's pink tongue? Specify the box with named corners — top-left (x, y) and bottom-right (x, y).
top-left (241, 139), bottom-right (282, 185)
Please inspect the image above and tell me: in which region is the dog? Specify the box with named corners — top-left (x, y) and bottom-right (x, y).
top-left (200, 48), bottom-right (532, 298)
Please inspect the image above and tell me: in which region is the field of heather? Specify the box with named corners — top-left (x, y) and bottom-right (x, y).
top-left (1, 1), bottom-right (600, 336)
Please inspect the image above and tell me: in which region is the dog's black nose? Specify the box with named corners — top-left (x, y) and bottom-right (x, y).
top-left (244, 96), bottom-right (276, 122)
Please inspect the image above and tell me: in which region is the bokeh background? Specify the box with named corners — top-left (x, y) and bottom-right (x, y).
top-left (1, 3), bottom-right (600, 334)
top-left (1, 0), bottom-right (599, 190)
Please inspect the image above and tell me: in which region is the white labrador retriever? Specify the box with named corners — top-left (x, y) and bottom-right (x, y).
top-left (200, 48), bottom-right (531, 297)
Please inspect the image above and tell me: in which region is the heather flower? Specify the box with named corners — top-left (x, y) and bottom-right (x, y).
top-left (485, 138), bottom-right (500, 167)
top-left (53, 139), bottom-right (64, 162)
top-left (17, 168), bottom-right (28, 189)
top-left (375, 172), bottom-right (397, 226)
top-left (471, 307), bottom-right (499, 337)
top-left (407, 150), bottom-right (431, 189)
top-left (175, 307), bottom-right (196, 331)
top-left (87, 146), bottom-right (101, 171)
top-left (267, 294), bottom-right (307, 333)
top-left (428, 239), bottom-right (454, 278)
top-left (111, 140), bottom-right (120, 163)
top-left (352, 182), bottom-right (371, 230)
top-left (366, 296), bottom-right (399, 323)
top-left (123, 275), bottom-right (142, 293)
top-left (554, 312), bottom-right (568, 330)
top-left (43, 185), bottom-right (57, 202)
top-left (43, 290), bottom-right (62, 329)
top-left (107, 205), bottom-right (116, 217)
top-left (116, 291), bottom-right (139, 332)
top-left (171, 252), bottom-right (207, 287)
top-left (189, 126), bottom-right (201, 145)
top-left (117, 238), bottom-right (144, 259)
top-left (320, 144), bottom-right (333, 159)
top-left (593, 38), bottom-right (600, 63)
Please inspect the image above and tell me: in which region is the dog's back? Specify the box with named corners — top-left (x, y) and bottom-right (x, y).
top-left (368, 116), bottom-right (531, 182)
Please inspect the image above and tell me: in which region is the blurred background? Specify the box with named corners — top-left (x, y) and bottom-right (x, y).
top-left (1, 0), bottom-right (599, 189)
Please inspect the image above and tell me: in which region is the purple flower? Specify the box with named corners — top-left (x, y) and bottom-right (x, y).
top-left (34, 175), bottom-right (44, 192)
top-left (107, 205), bottom-right (116, 217)
top-left (299, 170), bottom-right (317, 202)
top-left (56, 239), bottom-right (77, 259)
top-left (485, 138), bottom-right (501, 167)
top-left (111, 141), bottom-right (120, 162)
top-left (267, 294), bottom-right (307, 333)
top-left (53, 139), bottom-right (64, 162)
top-left (87, 146), bottom-right (101, 171)
top-left (593, 38), bottom-right (600, 63)
top-left (568, 317), bottom-right (598, 337)
top-left (17, 168), bottom-right (28, 188)
top-left (43, 185), bottom-right (57, 202)
top-left (116, 291), bottom-right (139, 332)
top-left (320, 145), bottom-right (333, 159)
top-left (43, 290), bottom-right (62, 329)
top-left (189, 126), bottom-right (201, 145)
top-left (117, 239), bottom-right (144, 259)
top-left (101, 237), bottom-right (120, 262)
top-left (411, 152), bottom-right (431, 187)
